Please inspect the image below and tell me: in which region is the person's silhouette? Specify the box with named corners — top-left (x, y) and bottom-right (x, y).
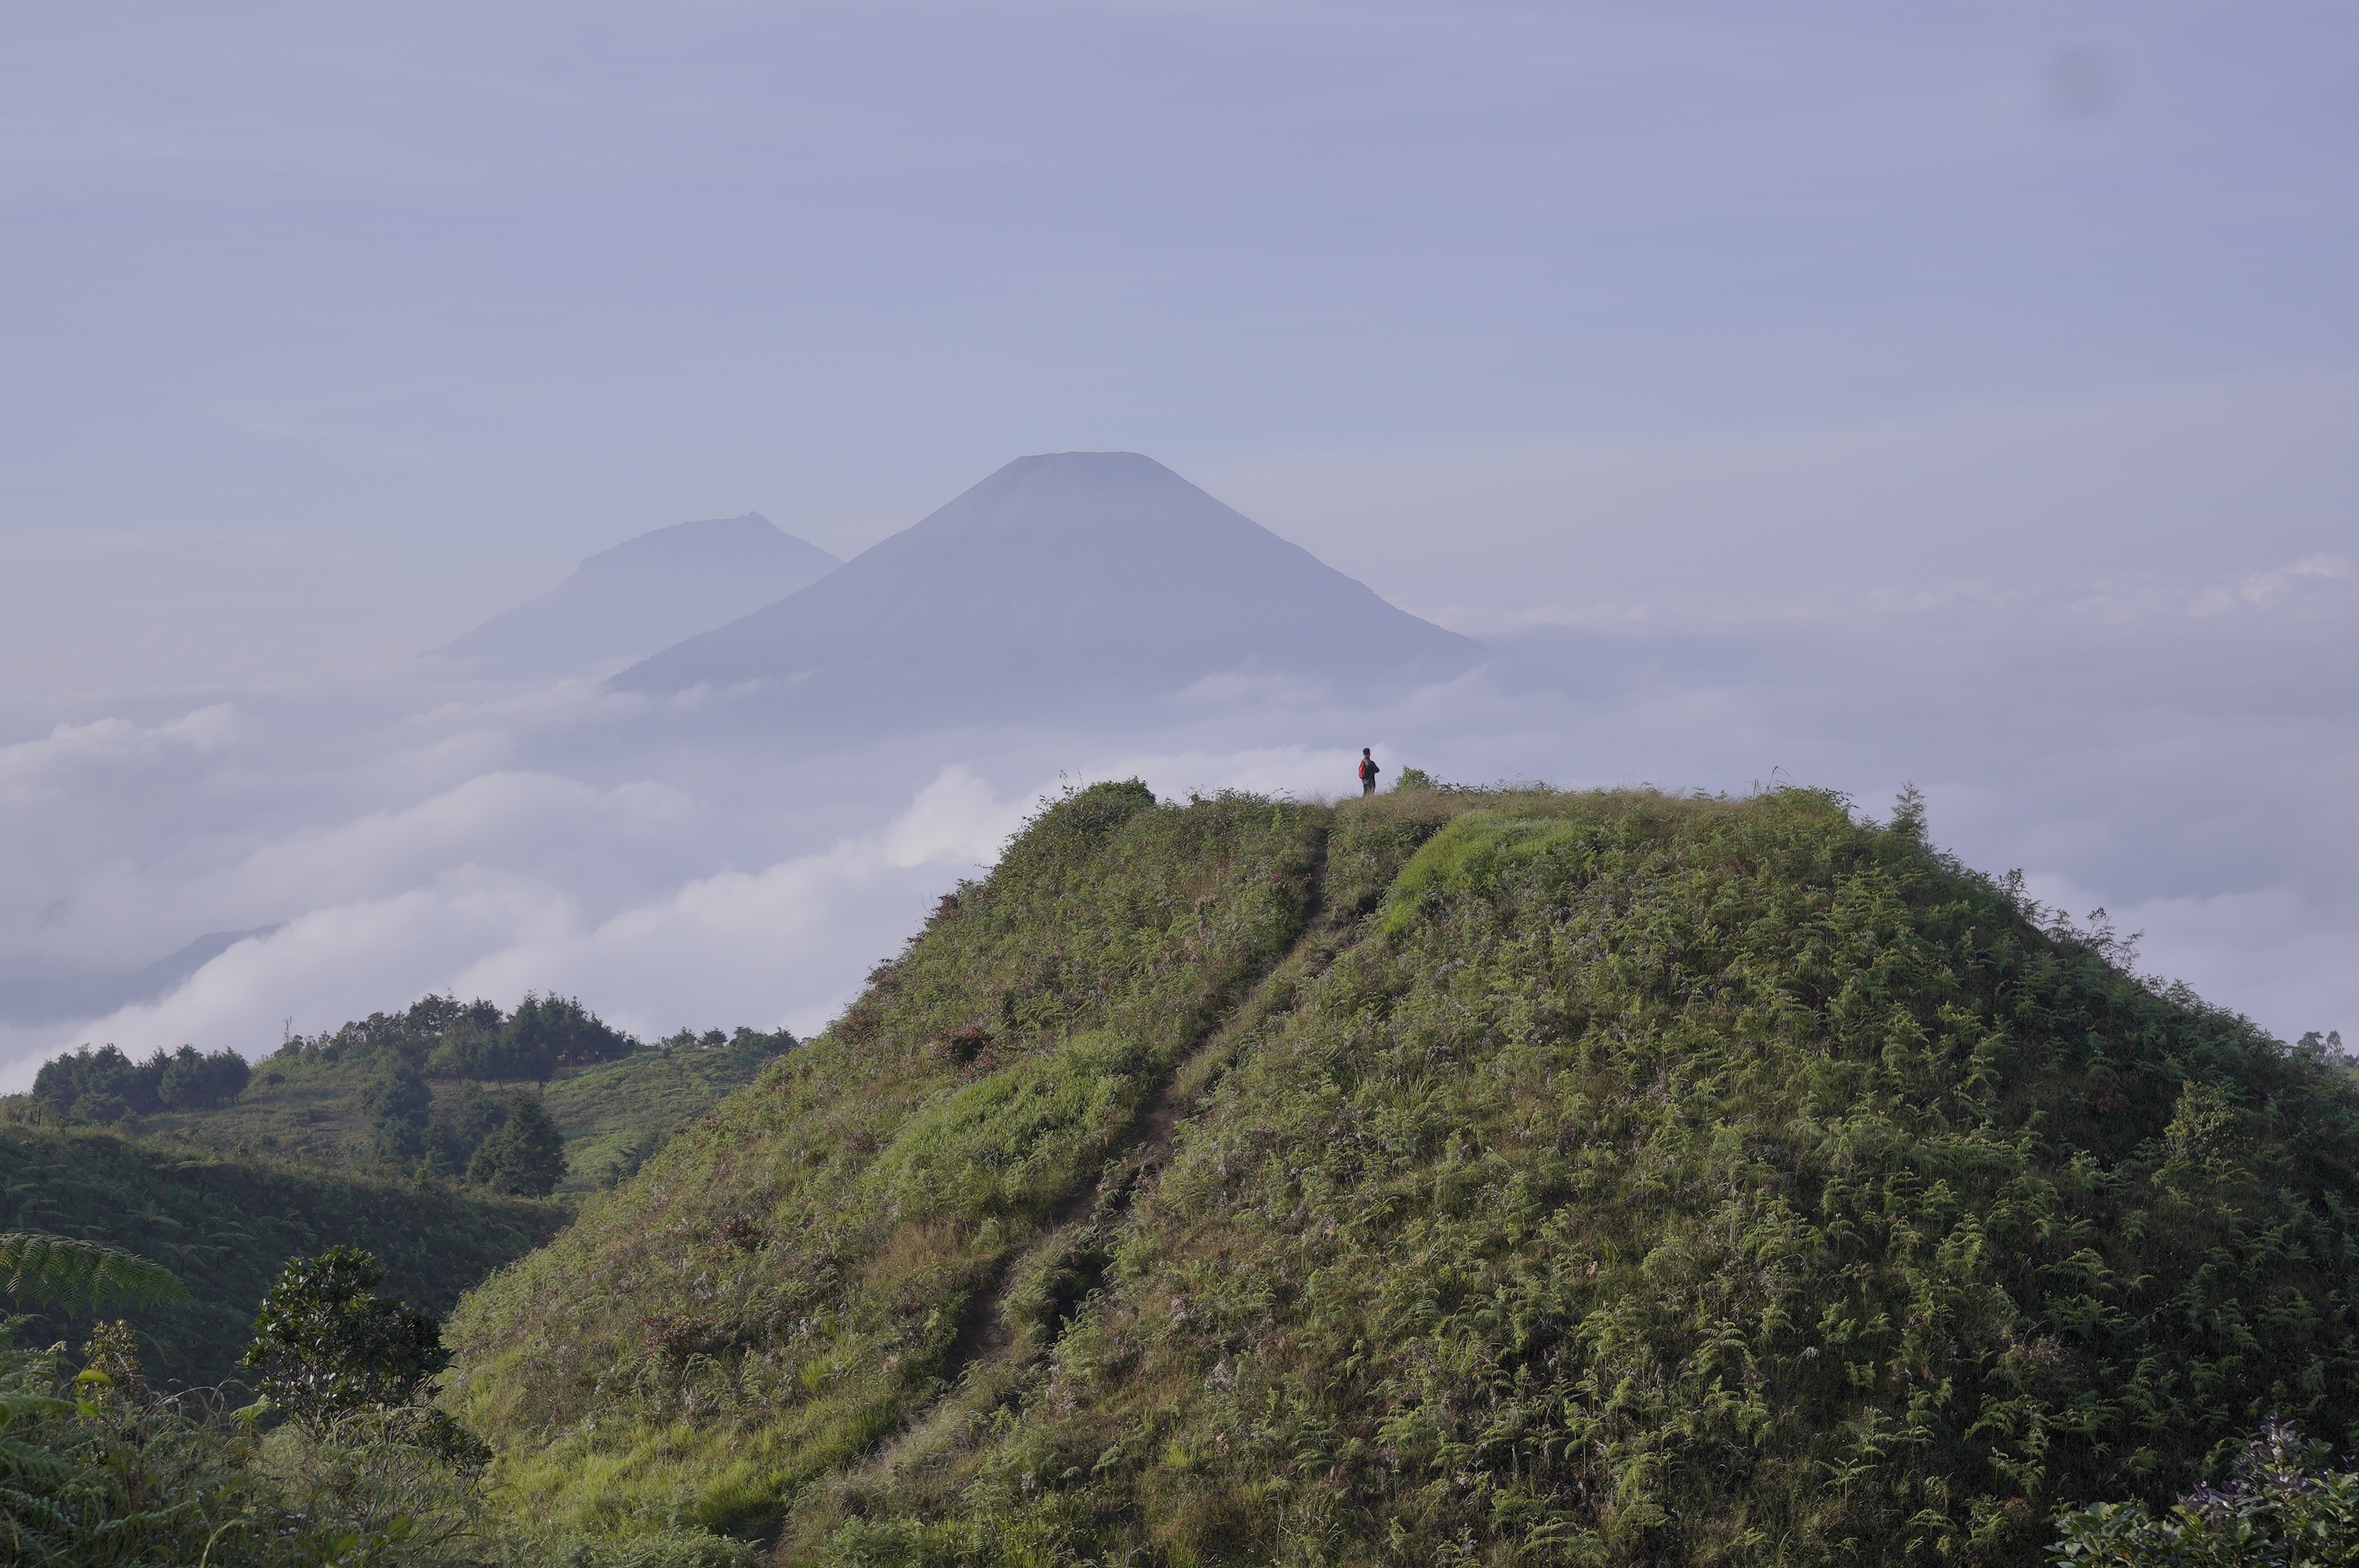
top-left (1358, 748), bottom-right (1380, 797)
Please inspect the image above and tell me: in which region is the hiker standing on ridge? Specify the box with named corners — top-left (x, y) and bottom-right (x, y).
top-left (1358, 749), bottom-right (1380, 797)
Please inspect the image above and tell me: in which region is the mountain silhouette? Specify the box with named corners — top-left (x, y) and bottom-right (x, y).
top-left (609, 453), bottom-right (1480, 719)
top-left (433, 513), bottom-right (841, 674)
top-left (0, 926), bottom-right (280, 1026)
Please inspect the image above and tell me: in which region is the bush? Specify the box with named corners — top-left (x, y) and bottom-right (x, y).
top-left (0, 1321), bottom-right (749, 1568)
top-left (242, 1246), bottom-right (447, 1434)
top-left (0, 1323), bottom-right (278, 1566)
top-left (2054, 1421), bottom-right (2359, 1565)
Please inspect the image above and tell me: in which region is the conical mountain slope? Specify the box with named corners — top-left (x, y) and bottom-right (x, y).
top-left (609, 452), bottom-right (1481, 713)
top-left (444, 786), bottom-right (2359, 1566)
top-left (434, 513), bottom-right (841, 674)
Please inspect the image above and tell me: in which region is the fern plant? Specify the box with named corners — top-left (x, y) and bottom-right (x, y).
top-left (0, 1232), bottom-right (185, 1311)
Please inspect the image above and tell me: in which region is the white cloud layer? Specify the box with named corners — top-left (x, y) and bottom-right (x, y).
top-left (3, 533), bottom-right (2353, 1097)
top-left (0, 762), bottom-right (1034, 1084)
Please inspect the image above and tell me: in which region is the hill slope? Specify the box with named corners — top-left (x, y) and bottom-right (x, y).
top-left (434, 512), bottom-right (841, 674)
top-left (609, 453), bottom-right (1481, 720)
top-left (34, 996), bottom-right (791, 1195)
top-left (444, 784), bottom-right (2359, 1566)
top-left (0, 1120), bottom-right (565, 1391)
top-left (151, 1025), bottom-right (788, 1194)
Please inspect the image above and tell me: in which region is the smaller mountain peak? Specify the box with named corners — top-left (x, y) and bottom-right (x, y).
top-left (573, 514), bottom-right (829, 583)
top-left (431, 512), bottom-right (842, 674)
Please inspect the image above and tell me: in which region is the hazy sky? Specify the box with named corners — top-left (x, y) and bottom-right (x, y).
top-left (2, 2), bottom-right (2353, 1082)
top-left (6, 2), bottom-right (2352, 683)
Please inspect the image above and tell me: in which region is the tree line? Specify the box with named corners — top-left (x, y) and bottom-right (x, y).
top-left (274, 991), bottom-right (639, 1087)
top-left (31, 1043), bottom-right (250, 1122)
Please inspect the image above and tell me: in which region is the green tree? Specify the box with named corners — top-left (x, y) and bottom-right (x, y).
top-left (156, 1044), bottom-right (250, 1109)
top-left (360, 1060), bottom-right (434, 1163)
top-left (465, 1094), bottom-right (565, 1196)
top-left (33, 1044), bottom-right (158, 1120)
top-left (501, 993), bottom-right (633, 1085)
top-left (427, 1013), bottom-right (508, 1080)
top-left (423, 1080), bottom-right (507, 1171)
top-left (241, 1246), bottom-right (445, 1435)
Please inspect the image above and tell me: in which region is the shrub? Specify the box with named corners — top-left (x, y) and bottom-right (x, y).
top-left (2053, 1421), bottom-right (2359, 1565)
top-left (242, 1247), bottom-right (447, 1435)
top-left (0, 1320), bottom-right (749, 1567)
top-left (0, 1324), bottom-right (275, 1566)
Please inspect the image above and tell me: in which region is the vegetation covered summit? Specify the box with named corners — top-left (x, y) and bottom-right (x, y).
top-left (441, 781), bottom-right (2359, 1566)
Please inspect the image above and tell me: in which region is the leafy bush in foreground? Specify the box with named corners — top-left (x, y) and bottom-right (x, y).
top-left (242, 1246), bottom-right (448, 1434)
top-left (0, 1323), bottom-right (751, 1568)
top-left (2054, 1421), bottom-right (2358, 1564)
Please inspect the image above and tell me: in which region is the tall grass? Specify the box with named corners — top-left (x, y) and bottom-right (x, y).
top-left (443, 783), bottom-right (1326, 1538)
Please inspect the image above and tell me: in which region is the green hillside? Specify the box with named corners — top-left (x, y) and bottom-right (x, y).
top-left (0, 1118), bottom-right (566, 1391)
top-left (35, 1000), bottom-right (791, 1193)
top-left (442, 782), bottom-right (2359, 1566)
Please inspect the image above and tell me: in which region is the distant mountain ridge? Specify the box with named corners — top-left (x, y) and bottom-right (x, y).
top-left (434, 512), bottom-right (841, 674)
top-left (611, 453), bottom-right (1481, 720)
top-left (0, 926), bottom-right (280, 1027)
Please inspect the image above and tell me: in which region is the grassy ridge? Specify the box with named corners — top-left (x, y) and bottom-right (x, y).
top-left (0, 1122), bottom-right (565, 1391)
top-left (442, 783), bottom-right (1325, 1536)
top-left (444, 785), bottom-right (2359, 1566)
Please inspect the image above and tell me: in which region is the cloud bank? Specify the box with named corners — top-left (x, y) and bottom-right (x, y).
top-left (4, 515), bottom-right (2352, 1095)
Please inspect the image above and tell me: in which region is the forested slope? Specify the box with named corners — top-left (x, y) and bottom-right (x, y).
top-left (34, 997), bottom-right (791, 1193)
top-left (444, 783), bottom-right (2359, 1567)
top-left (0, 1122), bottom-right (565, 1390)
